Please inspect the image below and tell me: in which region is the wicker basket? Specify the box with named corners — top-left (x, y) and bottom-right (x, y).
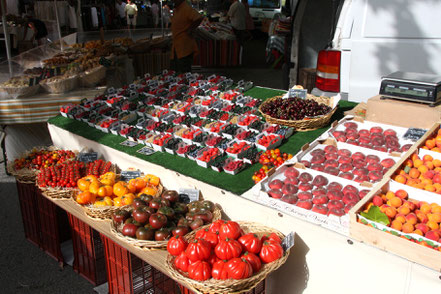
top-left (165, 221), bottom-right (290, 294)
top-left (37, 184), bottom-right (78, 200)
top-left (1, 84), bottom-right (40, 98)
top-left (109, 201), bottom-right (222, 250)
top-left (73, 182), bottom-right (163, 220)
top-left (79, 66), bottom-right (106, 88)
top-left (259, 95), bottom-right (337, 131)
top-left (40, 75), bottom-right (78, 94)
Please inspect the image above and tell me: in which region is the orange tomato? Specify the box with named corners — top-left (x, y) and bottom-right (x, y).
top-left (113, 181), bottom-right (129, 197)
top-left (98, 185), bottom-right (113, 197)
top-left (144, 174), bottom-right (160, 186)
top-left (121, 193), bottom-right (135, 205)
top-left (89, 181), bottom-right (102, 194)
top-left (100, 172), bottom-right (116, 186)
top-left (76, 191), bottom-right (96, 205)
top-left (140, 185), bottom-right (158, 196)
top-left (113, 197), bottom-right (123, 207)
top-left (129, 178), bottom-right (147, 192)
top-left (77, 178), bottom-right (92, 192)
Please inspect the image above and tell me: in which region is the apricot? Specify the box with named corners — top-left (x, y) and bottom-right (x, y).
top-left (428, 212), bottom-right (441, 223)
top-left (402, 200), bottom-right (416, 211)
top-left (426, 220), bottom-right (439, 230)
top-left (405, 213), bottom-right (418, 225)
top-left (418, 165), bottom-right (429, 174)
top-left (411, 153), bottom-right (420, 162)
top-left (391, 220), bottom-right (403, 231)
top-left (394, 174), bottom-right (407, 184)
top-left (433, 159), bottom-right (441, 167)
top-left (416, 211), bottom-right (429, 223)
top-left (409, 168), bottom-right (420, 179)
top-left (395, 189), bottom-right (408, 199)
top-left (415, 223), bottom-right (429, 234)
top-left (385, 206), bottom-right (397, 218)
top-left (397, 205), bottom-right (410, 216)
top-left (425, 161), bottom-right (434, 170)
top-left (413, 159), bottom-right (424, 168)
top-left (425, 230), bottom-right (441, 242)
top-left (425, 138), bottom-right (436, 149)
top-left (385, 191), bottom-right (396, 200)
top-left (395, 213), bottom-right (407, 224)
top-left (420, 203), bottom-right (432, 214)
top-left (387, 197), bottom-right (403, 208)
top-left (431, 205), bottom-right (441, 213)
top-left (404, 159), bottom-right (413, 167)
top-left (433, 174), bottom-right (441, 184)
top-left (432, 147), bottom-right (441, 153)
top-left (413, 229), bottom-right (423, 236)
top-left (402, 222), bottom-right (415, 234)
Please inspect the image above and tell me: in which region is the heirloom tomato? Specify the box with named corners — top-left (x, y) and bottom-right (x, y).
top-left (175, 252), bottom-right (191, 272)
top-left (226, 258), bottom-right (253, 280)
top-left (214, 238), bottom-right (242, 260)
top-left (238, 233), bottom-right (262, 254)
top-left (167, 235), bottom-right (188, 256)
top-left (211, 260), bottom-right (229, 280)
top-left (208, 219), bottom-right (227, 234)
top-left (185, 239), bottom-right (212, 262)
top-left (259, 241), bottom-right (284, 263)
top-left (219, 221), bottom-right (242, 240)
top-left (241, 251), bottom-right (262, 273)
top-left (261, 232), bottom-right (282, 244)
top-left (188, 260), bottom-right (211, 281)
top-left (195, 228), bottom-right (219, 247)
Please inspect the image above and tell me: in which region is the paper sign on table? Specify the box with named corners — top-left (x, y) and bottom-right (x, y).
top-left (136, 146), bottom-right (156, 156)
top-left (120, 140), bottom-right (139, 147)
top-left (178, 188), bottom-right (200, 203)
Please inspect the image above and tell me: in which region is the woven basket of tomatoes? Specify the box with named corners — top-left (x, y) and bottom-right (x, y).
top-left (37, 159), bottom-right (115, 200)
top-left (110, 196), bottom-right (222, 250)
top-left (165, 220), bottom-right (290, 294)
top-left (7, 146), bottom-right (77, 183)
top-left (74, 174), bottom-right (163, 220)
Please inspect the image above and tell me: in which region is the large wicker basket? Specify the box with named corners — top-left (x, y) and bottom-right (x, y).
top-left (73, 182), bottom-right (163, 220)
top-left (40, 75), bottom-right (78, 94)
top-left (79, 66), bottom-right (106, 88)
top-left (37, 185), bottom-right (78, 200)
top-left (259, 94), bottom-right (337, 131)
top-left (165, 221), bottom-right (290, 294)
top-left (1, 84), bottom-right (40, 98)
top-left (109, 201), bottom-right (222, 250)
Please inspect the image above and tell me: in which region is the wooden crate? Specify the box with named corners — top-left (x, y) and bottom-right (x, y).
top-left (298, 68), bottom-right (316, 93)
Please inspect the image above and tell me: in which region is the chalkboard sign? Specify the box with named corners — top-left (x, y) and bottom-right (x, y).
top-left (288, 89), bottom-right (307, 99)
top-left (78, 152), bottom-right (98, 162)
top-left (178, 188), bottom-right (200, 203)
top-left (403, 128), bottom-right (427, 141)
top-left (281, 231), bottom-right (295, 252)
top-left (120, 170), bottom-right (142, 181)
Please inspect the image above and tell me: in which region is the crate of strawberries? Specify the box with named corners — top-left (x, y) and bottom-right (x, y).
top-left (165, 220), bottom-right (290, 294)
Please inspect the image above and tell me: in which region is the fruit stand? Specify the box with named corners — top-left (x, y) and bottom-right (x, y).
top-left (8, 69), bottom-right (441, 293)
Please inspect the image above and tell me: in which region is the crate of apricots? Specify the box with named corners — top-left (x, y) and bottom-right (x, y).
top-left (74, 172), bottom-right (162, 220)
top-left (350, 179), bottom-right (441, 271)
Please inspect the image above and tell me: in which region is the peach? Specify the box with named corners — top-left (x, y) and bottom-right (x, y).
top-left (325, 153), bottom-right (339, 160)
top-left (380, 204), bottom-right (390, 213)
top-left (385, 206), bottom-right (397, 218)
top-left (395, 189), bottom-right (408, 200)
top-left (387, 197), bottom-right (402, 208)
top-left (425, 230), bottom-right (440, 241)
top-left (424, 171), bottom-right (435, 180)
top-left (282, 184), bottom-right (298, 195)
top-left (405, 213), bottom-right (418, 225)
top-left (328, 200), bottom-right (345, 210)
top-left (415, 223), bottom-right (429, 235)
top-left (327, 182), bottom-right (343, 191)
top-left (426, 220), bottom-right (439, 230)
top-left (391, 220), bottom-right (403, 231)
top-left (268, 189), bottom-right (283, 199)
top-left (395, 213), bottom-right (406, 224)
top-left (402, 200), bottom-right (416, 211)
top-left (298, 192), bottom-right (313, 200)
top-left (312, 195), bottom-right (328, 205)
top-left (402, 222), bottom-right (415, 234)
top-left (372, 195), bottom-right (384, 207)
top-left (416, 211), bottom-right (429, 223)
top-left (269, 179), bottom-right (284, 190)
top-left (298, 172), bottom-right (313, 183)
top-left (433, 174), bottom-right (441, 184)
top-left (296, 200), bottom-right (313, 210)
top-left (423, 154), bottom-right (433, 162)
top-left (284, 167), bottom-right (300, 178)
top-left (281, 194), bottom-right (298, 204)
top-left (413, 229), bottom-right (423, 236)
top-left (311, 204), bottom-right (328, 215)
top-left (328, 208), bottom-right (345, 216)
top-left (397, 205), bottom-right (410, 216)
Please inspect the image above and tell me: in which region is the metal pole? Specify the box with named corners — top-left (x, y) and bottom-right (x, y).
top-left (0, 0), bottom-right (12, 77)
top-left (53, 0), bottom-right (64, 51)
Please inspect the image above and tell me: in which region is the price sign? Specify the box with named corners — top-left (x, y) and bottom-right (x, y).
top-left (78, 152), bottom-right (98, 162)
top-left (136, 146), bottom-right (156, 156)
top-left (288, 89), bottom-right (307, 99)
top-left (120, 170), bottom-right (142, 181)
top-left (281, 231), bottom-right (295, 252)
top-left (120, 140), bottom-right (139, 147)
top-left (403, 128), bottom-right (427, 141)
top-left (178, 188), bottom-right (200, 203)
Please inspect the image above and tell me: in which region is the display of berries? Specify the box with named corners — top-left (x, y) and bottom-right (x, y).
top-left (261, 97), bottom-right (331, 120)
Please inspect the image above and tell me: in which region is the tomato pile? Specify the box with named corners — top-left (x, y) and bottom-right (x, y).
top-left (252, 149), bottom-right (293, 184)
top-left (37, 159), bottom-right (112, 188)
top-left (13, 149), bottom-right (76, 170)
top-left (167, 220), bottom-right (284, 281)
top-left (112, 195), bottom-right (216, 242)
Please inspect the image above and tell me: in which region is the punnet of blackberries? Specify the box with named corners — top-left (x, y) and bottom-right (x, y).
top-left (261, 97), bottom-right (331, 120)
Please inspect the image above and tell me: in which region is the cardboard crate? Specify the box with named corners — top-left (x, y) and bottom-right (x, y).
top-left (68, 213), bottom-right (107, 286)
top-left (101, 234), bottom-right (178, 294)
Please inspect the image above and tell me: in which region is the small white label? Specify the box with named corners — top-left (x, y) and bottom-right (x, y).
top-left (136, 146), bottom-right (156, 155)
top-left (281, 231), bottom-right (295, 252)
top-left (120, 139), bottom-right (139, 147)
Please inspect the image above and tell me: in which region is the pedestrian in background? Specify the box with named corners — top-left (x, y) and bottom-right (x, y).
top-left (151, 0), bottom-right (159, 28)
top-left (116, 0), bottom-right (127, 28)
top-left (170, 0), bottom-right (204, 73)
top-left (162, 2), bottom-right (171, 28)
top-left (227, 0), bottom-right (246, 45)
top-left (125, 0), bottom-right (138, 29)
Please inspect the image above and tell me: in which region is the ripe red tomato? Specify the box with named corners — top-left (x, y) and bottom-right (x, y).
top-left (167, 235), bottom-right (188, 256)
top-left (259, 241), bottom-right (284, 263)
top-left (209, 219), bottom-right (227, 234)
top-left (185, 239), bottom-right (212, 262)
top-left (211, 260), bottom-right (229, 280)
top-left (214, 238), bottom-right (242, 260)
top-left (241, 251), bottom-right (262, 273)
top-left (219, 221), bottom-right (242, 240)
top-left (261, 232), bottom-right (282, 244)
top-left (238, 233), bottom-right (262, 254)
top-left (174, 252), bottom-right (191, 272)
top-left (196, 228), bottom-right (219, 248)
top-left (188, 260), bottom-right (212, 281)
top-left (226, 258), bottom-right (253, 280)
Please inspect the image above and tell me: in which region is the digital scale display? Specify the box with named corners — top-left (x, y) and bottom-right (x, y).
top-left (379, 71), bottom-right (441, 106)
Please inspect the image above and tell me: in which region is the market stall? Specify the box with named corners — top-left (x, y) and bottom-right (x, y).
top-left (8, 70), bottom-right (441, 293)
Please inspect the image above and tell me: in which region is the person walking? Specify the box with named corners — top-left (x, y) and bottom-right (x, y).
top-left (125, 0), bottom-right (138, 29)
top-left (170, 0), bottom-right (203, 73)
top-left (151, 0), bottom-right (159, 28)
top-left (162, 2), bottom-right (171, 28)
top-left (227, 0), bottom-right (246, 45)
top-left (115, 0), bottom-right (127, 28)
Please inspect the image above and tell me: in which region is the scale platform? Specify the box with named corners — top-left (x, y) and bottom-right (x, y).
top-left (379, 71), bottom-right (441, 107)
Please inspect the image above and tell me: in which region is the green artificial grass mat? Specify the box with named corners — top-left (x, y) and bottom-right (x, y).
top-left (48, 87), bottom-right (356, 195)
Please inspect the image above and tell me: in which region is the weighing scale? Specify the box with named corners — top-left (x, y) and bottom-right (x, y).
top-left (379, 71), bottom-right (441, 106)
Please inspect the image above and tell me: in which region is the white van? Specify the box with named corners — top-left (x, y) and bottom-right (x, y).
top-left (311, 0), bottom-right (441, 103)
top-left (248, 0), bottom-right (282, 20)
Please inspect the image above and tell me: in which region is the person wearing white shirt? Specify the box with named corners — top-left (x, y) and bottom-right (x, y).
top-left (227, 0), bottom-right (246, 45)
top-left (115, 0), bottom-right (127, 28)
top-left (151, 0), bottom-right (159, 28)
top-left (125, 0), bottom-right (138, 29)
